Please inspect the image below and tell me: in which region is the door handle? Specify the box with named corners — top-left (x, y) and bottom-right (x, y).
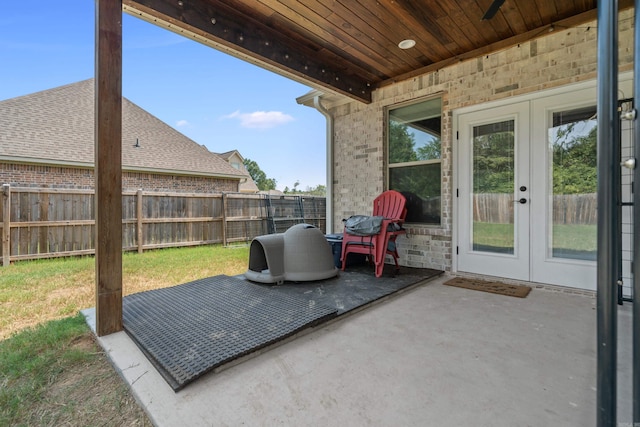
top-left (513, 198), bottom-right (527, 204)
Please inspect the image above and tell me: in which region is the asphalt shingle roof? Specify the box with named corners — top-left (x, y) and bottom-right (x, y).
top-left (0, 79), bottom-right (245, 179)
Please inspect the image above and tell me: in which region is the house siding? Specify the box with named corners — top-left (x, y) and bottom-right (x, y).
top-left (0, 162), bottom-right (239, 193)
top-left (330, 10), bottom-right (634, 272)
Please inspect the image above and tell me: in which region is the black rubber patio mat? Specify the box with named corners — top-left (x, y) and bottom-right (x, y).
top-left (263, 264), bottom-right (443, 314)
top-left (123, 275), bottom-right (338, 391)
top-left (123, 266), bottom-right (442, 392)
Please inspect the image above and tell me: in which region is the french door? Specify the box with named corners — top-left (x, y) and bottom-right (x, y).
top-left (457, 102), bottom-right (530, 281)
top-left (529, 91), bottom-right (598, 289)
top-left (457, 88), bottom-right (599, 290)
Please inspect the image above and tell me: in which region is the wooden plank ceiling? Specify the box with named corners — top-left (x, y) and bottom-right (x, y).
top-left (122, 0), bottom-right (632, 103)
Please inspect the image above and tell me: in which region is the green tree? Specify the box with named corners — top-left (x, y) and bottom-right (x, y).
top-left (305, 184), bottom-right (326, 196)
top-left (389, 121), bottom-right (418, 163)
top-left (243, 158), bottom-right (277, 191)
top-left (417, 138), bottom-right (441, 160)
top-left (389, 122), bottom-right (441, 221)
top-left (283, 183), bottom-right (326, 195)
top-left (284, 181), bottom-right (300, 194)
top-left (472, 128), bottom-right (515, 193)
top-left (552, 123), bottom-right (597, 194)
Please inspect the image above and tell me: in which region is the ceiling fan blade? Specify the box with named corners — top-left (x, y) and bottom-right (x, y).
top-left (482, 0), bottom-right (506, 20)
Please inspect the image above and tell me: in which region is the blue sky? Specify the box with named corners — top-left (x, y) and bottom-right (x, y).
top-left (0, 1), bottom-right (327, 191)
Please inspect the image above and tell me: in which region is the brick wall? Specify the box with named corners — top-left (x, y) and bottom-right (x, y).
top-left (330, 10), bottom-right (634, 272)
top-left (0, 162), bottom-right (239, 193)
top-left (123, 171), bottom-right (238, 193)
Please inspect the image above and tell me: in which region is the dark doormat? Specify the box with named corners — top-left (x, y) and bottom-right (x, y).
top-left (443, 277), bottom-right (532, 298)
top-left (123, 266), bottom-right (442, 392)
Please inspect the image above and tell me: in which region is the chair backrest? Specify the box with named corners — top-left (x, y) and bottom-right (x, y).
top-left (372, 190), bottom-right (407, 220)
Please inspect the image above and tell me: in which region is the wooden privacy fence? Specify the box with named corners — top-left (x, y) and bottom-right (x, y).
top-left (473, 193), bottom-right (597, 224)
top-left (0, 185), bottom-right (326, 266)
top-left (551, 193), bottom-right (598, 225)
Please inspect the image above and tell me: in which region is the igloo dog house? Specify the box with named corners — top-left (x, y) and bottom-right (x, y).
top-left (245, 223), bottom-right (338, 284)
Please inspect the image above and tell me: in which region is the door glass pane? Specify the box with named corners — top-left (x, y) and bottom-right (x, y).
top-left (471, 120), bottom-right (515, 254)
top-left (549, 107), bottom-right (597, 261)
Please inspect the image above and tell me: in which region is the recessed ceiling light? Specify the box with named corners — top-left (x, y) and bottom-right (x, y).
top-left (398, 39), bottom-right (416, 49)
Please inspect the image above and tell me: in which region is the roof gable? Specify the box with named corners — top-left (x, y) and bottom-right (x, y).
top-left (217, 150), bottom-right (243, 162)
top-left (0, 79), bottom-right (245, 179)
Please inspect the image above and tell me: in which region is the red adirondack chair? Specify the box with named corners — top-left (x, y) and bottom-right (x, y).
top-left (340, 190), bottom-right (407, 277)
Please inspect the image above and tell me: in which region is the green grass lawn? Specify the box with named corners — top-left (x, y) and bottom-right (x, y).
top-left (551, 224), bottom-right (597, 252)
top-left (0, 313), bottom-right (152, 426)
top-left (473, 222), bottom-right (514, 251)
top-left (472, 222), bottom-right (596, 256)
top-left (0, 244), bottom-right (249, 340)
top-left (0, 244), bottom-right (249, 425)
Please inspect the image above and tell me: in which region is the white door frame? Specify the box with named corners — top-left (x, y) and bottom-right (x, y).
top-left (529, 89), bottom-right (598, 289)
top-left (456, 102), bottom-right (530, 281)
top-left (452, 74), bottom-right (633, 290)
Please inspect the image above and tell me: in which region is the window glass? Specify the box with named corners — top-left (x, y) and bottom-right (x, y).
top-left (471, 119), bottom-right (515, 254)
top-left (388, 98), bottom-right (442, 224)
top-left (548, 106), bottom-right (597, 260)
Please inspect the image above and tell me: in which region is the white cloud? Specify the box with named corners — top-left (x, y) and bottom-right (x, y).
top-left (176, 119), bottom-right (189, 127)
top-left (222, 110), bottom-right (294, 129)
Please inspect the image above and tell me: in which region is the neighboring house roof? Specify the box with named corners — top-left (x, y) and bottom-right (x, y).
top-left (217, 150), bottom-right (242, 162)
top-left (214, 149), bottom-right (260, 193)
top-left (0, 79), bottom-right (246, 180)
top-left (239, 176), bottom-right (260, 193)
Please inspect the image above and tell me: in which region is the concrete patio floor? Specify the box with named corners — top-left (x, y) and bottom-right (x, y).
top-left (84, 274), bottom-right (633, 426)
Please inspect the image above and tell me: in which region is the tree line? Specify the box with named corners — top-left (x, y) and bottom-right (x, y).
top-left (472, 120), bottom-right (596, 195)
top-left (243, 158), bottom-right (326, 196)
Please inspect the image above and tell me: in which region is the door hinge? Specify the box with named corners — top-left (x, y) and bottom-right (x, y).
top-left (456, 246), bottom-right (459, 255)
top-left (456, 188), bottom-right (459, 197)
top-left (456, 131), bottom-right (459, 140)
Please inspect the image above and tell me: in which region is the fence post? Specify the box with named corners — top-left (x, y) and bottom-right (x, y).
top-left (39, 191), bottom-right (49, 254)
top-left (2, 184), bottom-right (10, 266)
top-left (222, 193), bottom-right (228, 246)
top-left (137, 189), bottom-right (143, 253)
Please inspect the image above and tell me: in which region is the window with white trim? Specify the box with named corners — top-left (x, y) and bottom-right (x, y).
top-left (387, 97), bottom-right (442, 225)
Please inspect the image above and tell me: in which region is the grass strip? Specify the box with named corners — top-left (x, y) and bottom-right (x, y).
top-left (0, 244), bottom-right (250, 425)
top-left (0, 244), bottom-right (250, 339)
top-left (0, 313), bottom-right (151, 426)
top-left (0, 313), bottom-right (92, 424)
